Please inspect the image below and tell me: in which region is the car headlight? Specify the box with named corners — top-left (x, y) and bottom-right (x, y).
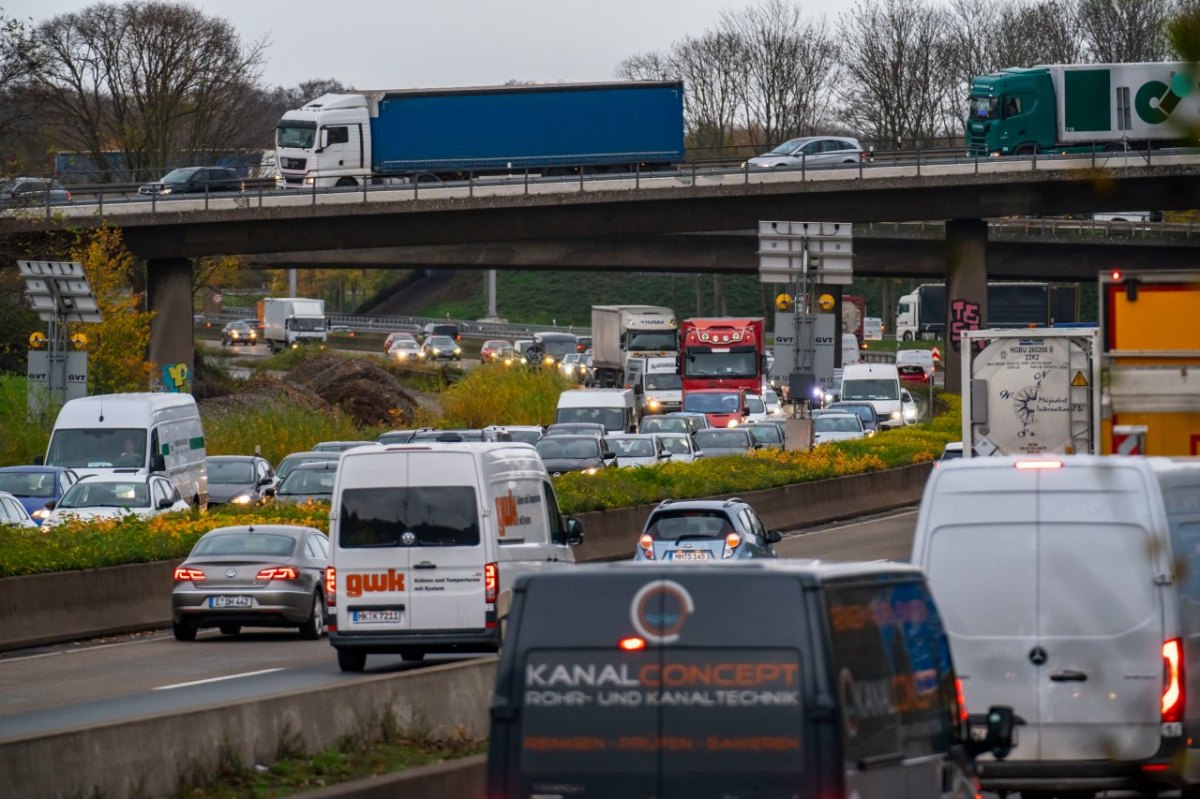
top-left (431, 348), bottom-right (440, 355)
top-left (32, 508), bottom-right (50, 520)
top-left (453, 348), bottom-right (461, 355)
top-left (544, 355), bottom-right (555, 365)
top-left (726, 419), bottom-right (739, 428)
top-left (160, 187), bottom-right (173, 195)
top-left (890, 411), bottom-right (901, 420)
top-left (647, 400), bottom-right (661, 411)
top-left (231, 494), bottom-right (253, 505)
top-left (583, 467), bottom-right (599, 475)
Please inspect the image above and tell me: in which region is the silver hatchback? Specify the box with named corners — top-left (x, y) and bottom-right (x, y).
top-left (746, 136), bottom-right (865, 169)
top-left (172, 525), bottom-right (329, 641)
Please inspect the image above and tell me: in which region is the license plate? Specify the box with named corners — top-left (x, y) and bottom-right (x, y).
top-left (352, 609), bottom-right (402, 623)
top-left (208, 595), bottom-right (252, 608)
top-left (669, 550), bottom-right (711, 561)
top-left (971, 724), bottom-right (1018, 745)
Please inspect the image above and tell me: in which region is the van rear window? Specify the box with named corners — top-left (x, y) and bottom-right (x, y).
top-left (518, 648), bottom-right (804, 780)
top-left (338, 487), bottom-right (479, 548)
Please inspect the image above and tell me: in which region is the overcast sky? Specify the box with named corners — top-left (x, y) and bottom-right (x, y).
top-left (6, 0), bottom-right (856, 90)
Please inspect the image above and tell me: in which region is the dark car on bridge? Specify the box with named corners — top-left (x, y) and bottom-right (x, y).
top-left (0, 177), bottom-right (72, 209)
top-left (138, 166), bottom-right (242, 196)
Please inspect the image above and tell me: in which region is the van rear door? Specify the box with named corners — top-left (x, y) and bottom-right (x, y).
top-left (1034, 462), bottom-right (1163, 761)
top-left (404, 451), bottom-right (487, 632)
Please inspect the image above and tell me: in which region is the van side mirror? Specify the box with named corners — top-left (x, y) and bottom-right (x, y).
top-left (968, 705), bottom-right (1016, 761)
top-left (33, 454), bottom-right (44, 466)
top-left (766, 529), bottom-right (782, 544)
top-left (45, 500), bottom-right (56, 511)
top-left (565, 517), bottom-right (584, 545)
top-left (150, 453), bottom-right (166, 473)
top-left (263, 486), bottom-right (276, 498)
top-left (157, 497), bottom-right (174, 510)
top-left (741, 407), bottom-right (749, 416)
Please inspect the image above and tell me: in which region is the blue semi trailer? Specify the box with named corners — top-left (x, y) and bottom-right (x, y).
top-left (275, 81), bottom-right (685, 188)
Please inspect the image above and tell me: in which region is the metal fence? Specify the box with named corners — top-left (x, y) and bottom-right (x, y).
top-left (208, 308), bottom-right (589, 340)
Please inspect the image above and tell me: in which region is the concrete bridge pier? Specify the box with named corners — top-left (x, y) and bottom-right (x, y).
top-left (943, 219), bottom-right (988, 395)
top-left (147, 257), bottom-right (194, 393)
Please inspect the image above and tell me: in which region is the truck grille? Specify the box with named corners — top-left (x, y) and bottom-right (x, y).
top-left (282, 157), bottom-right (306, 170)
top-left (966, 133), bottom-right (987, 155)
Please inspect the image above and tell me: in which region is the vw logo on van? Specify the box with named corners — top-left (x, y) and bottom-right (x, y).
top-left (630, 579), bottom-right (694, 644)
top-left (401, 531), bottom-right (417, 546)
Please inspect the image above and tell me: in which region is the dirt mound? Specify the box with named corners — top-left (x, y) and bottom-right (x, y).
top-left (288, 354), bottom-right (419, 427)
top-left (198, 374), bottom-right (332, 418)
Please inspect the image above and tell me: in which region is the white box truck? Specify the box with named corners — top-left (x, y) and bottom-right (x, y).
top-left (262, 297), bottom-right (327, 352)
top-left (590, 305), bottom-right (677, 388)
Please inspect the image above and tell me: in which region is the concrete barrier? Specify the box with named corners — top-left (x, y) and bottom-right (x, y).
top-left (293, 754), bottom-right (486, 799)
top-left (0, 658), bottom-right (497, 799)
top-left (0, 463), bottom-right (933, 652)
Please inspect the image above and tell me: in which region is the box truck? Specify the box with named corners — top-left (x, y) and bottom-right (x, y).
top-left (967, 62), bottom-right (1200, 156)
top-left (590, 305), bottom-right (677, 388)
top-left (262, 297), bottom-right (327, 352)
top-left (275, 81), bottom-right (685, 188)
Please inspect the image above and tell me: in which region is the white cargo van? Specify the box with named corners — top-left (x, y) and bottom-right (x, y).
top-left (911, 455), bottom-right (1200, 797)
top-left (43, 393), bottom-right (208, 507)
top-left (839, 362), bottom-right (903, 428)
top-left (555, 387), bottom-right (637, 433)
top-left (328, 442), bottom-right (583, 672)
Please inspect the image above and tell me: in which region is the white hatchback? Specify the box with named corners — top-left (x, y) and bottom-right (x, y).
top-left (746, 136), bottom-right (865, 169)
top-left (44, 475), bottom-right (190, 527)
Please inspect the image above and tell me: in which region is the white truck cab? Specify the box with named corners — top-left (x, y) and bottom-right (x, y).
top-left (276, 93), bottom-right (372, 188)
top-left (625, 356), bottom-right (682, 416)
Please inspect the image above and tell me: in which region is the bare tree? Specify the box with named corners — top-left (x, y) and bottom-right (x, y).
top-left (838, 0), bottom-right (956, 146)
top-left (1078, 0), bottom-right (1174, 61)
top-left (615, 51), bottom-right (677, 82)
top-left (670, 31), bottom-right (743, 152)
top-left (28, 1), bottom-right (267, 181)
top-left (722, 0), bottom-right (839, 147)
top-left (1169, 0), bottom-right (1200, 58)
top-left (1012, 0), bottom-right (1085, 64)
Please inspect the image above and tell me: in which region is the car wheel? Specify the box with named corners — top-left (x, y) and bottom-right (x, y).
top-left (337, 648), bottom-right (366, 672)
top-left (400, 648), bottom-right (425, 662)
top-left (299, 592), bottom-right (325, 640)
top-left (219, 624), bottom-right (242, 636)
top-left (173, 620), bottom-right (197, 642)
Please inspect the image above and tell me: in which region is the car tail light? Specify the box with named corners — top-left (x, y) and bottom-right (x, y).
top-left (485, 562), bottom-right (498, 604)
top-left (723, 532), bottom-right (741, 558)
top-left (638, 533), bottom-right (655, 559)
top-left (1163, 638), bottom-right (1184, 722)
top-left (955, 677), bottom-right (969, 725)
top-left (173, 566), bottom-right (206, 582)
top-left (325, 566), bottom-right (336, 606)
top-left (256, 566), bottom-right (300, 581)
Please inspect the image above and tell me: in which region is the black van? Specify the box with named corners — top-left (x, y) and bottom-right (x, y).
top-left (487, 562), bottom-right (1013, 799)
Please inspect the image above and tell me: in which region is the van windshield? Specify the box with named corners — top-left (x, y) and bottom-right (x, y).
top-left (339, 486), bottom-right (480, 547)
top-left (842, 379), bottom-right (898, 401)
top-left (46, 429), bottom-right (146, 469)
top-left (556, 407), bottom-right (624, 431)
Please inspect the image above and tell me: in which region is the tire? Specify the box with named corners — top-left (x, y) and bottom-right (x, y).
top-left (902, 331), bottom-right (914, 342)
top-left (173, 620), bottom-right (197, 641)
top-left (219, 624), bottom-right (241, 636)
top-left (335, 177), bottom-right (357, 187)
top-left (337, 648), bottom-right (366, 672)
top-left (400, 648), bottom-right (425, 662)
top-left (299, 592), bottom-right (325, 640)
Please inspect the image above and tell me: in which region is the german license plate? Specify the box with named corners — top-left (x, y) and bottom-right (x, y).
top-left (209, 595), bottom-right (252, 608)
top-left (669, 550), bottom-right (710, 560)
top-left (352, 609), bottom-right (402, 623)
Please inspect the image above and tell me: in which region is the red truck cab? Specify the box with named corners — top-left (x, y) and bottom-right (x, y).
top-left (679, 318), bottom-right (765, 395)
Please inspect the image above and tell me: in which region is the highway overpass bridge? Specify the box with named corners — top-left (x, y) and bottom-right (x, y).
top-left (5, 154), bottom-right (1200, 389)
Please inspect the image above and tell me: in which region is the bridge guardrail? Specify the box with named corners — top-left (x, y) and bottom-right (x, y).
top-left (204, 309), bottom-right (589, 340)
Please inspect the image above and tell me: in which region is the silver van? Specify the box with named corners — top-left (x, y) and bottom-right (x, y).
top-left (912, 455), bottom-right (1200, 797)
top-left (487, 561), bottom-right (1014, 798)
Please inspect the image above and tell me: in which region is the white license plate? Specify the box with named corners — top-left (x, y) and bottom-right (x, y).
top-left (209, 595), bottom-right (252, 608)
top-left (669, 550), bottom-right (711, 561)
top-left (352, 609), bottom-right (402, 623)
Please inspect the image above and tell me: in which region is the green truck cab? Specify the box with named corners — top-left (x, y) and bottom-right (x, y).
top-left (967, 68), bottom-right (1057, 156)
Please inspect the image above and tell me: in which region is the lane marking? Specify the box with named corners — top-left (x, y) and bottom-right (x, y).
top-left (154, 668), bottom-right (283, 691)
top-left (781, 508), bottom-right (918, 539)
top-left (1, 629), bottom-right (219, 665)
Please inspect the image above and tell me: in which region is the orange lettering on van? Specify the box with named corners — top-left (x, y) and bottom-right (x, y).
top-left (495, 490), bottom-right (519, 537)
top-left (344, 569), bottom-right (406, 597)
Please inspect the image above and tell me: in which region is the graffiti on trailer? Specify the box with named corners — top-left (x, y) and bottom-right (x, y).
top-left (949, 299), bottom-right (981, 353)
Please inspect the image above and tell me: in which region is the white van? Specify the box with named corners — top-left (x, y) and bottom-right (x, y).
top-left (555, 388), bottom-right (637, 433)
top-left (839, 362), bottom-right (903, 428)
top-left (328, 442), bottom-right (583, 672)
top-left (43, 393), bottom-right (208, 507)
top-left (911, 455), bottom-right (1200, 797)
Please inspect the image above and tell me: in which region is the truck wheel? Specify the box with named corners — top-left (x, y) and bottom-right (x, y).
top-left (335, 177), bottom-right (357, 187)
top-left (902, 331), bottom-right (913, 342)
top-left (337, 649), bottom-right (367, 672)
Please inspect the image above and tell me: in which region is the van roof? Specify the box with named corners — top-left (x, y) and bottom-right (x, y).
top-left (557, 388), bottom-right (633, 408)
top-left (842, 362), bottom-right (898, 377)
top-left (54, 393), bottom-right (198, 427)
top-left (517, 559), bottom-right (923, 589)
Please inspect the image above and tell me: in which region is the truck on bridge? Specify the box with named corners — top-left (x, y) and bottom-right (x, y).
top-left (590, 305), bottom-right (678, 388)
top-left (275, 81), bottom-right (685, 188)
top-left (895, 282), bottom-right (1079, 341)
top-left (967, 62), bottom-right (1200, 156)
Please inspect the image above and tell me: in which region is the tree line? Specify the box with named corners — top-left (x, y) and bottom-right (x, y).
top-left (618, 0), bottom-right (1200, 155)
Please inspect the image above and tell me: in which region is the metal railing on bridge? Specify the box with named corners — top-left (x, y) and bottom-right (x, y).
top-left (206, 308), bottom-right (589, 340)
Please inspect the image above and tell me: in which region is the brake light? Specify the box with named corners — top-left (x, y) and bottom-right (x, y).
top-left (485, 562), bottom-right (498, 603)
top-left (955, 678), bottom-right (969, 724)
top-left (639, 533), bottom-right (655, 559)
top-left (325, 566), bottom-right (336, 606)
top-left (173, 566), bottom-right (206, 582)
top-left (1163, 638), bottom-right (1184, 722)
top-left (256, 566), bottom-right (299, 581)
top-left (619, 636), bottom-right (646, 651)
top-left (1015, 460), bottom-right (1063, 470)
top-left (723, 532), bottom-right (742, 559)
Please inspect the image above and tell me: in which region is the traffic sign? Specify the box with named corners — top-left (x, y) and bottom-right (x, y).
top-left (1113, 425), bottom-right (1147, 455)
top-left (931, 346), bottom-right (942, 363)
top-left (28, 331), bottom-right (45, 349)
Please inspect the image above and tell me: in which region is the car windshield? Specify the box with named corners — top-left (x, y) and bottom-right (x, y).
top-left (193, 533), bottom-right (296, 557)
top-left (276, 123), bottom-right (316, 149)
top-left (555, 407), bottom-right (624, 431)
top-left (684, 392), bottom-right (741, 414)
top-left (746, 396), bottom-right (765, 413)
top-left (338, 486), bottom-right (480, 547)
top-left (641, 417), bottom-right (687, 434)
top-left (764, 390), bottom-right (779, 405)
top-left (969, 96), bottom-right (998, 119)
top-left (507, 430), bottom-right (543, 445)
top-left (842, 379), bottom-right (898, 401)
top-left (747, 425), bottom-right (783, 444)
top-left (695, 430), bottom-right (750, 449)
top-left (59, 481), bottom-right (149, 509)
top-left (537, 336), bottom-right (577, 356)
top-left (377, 431), bottom-right (416, 445)
top-left (766, 138), bottom-right (805, 155)
top-left (611, 438), bottom-right (656, 458)
top-left (536, 438), bottom-right (601, 459)
top-left (427, 336), bottom-right (457, 348)
top-left (160, 168), bottom-right (199, 184)
top-left (0, 472), bottom-right (56, 497)
top-left (391, 341), bottom-right (419, 351)
top-left (815, 416), bottom-right (861, 433)
top-left (275, 454), bottom-right (335, 482)
top-left (647, 510), bottom-right (733, 539)
top-left (207, 461), bottom-right (254, 484)
top-left (683, 351), bottom-right (758, 378)
top-left (644, 373), bottom-right (681, 391)
top-left (659, 436), bottom-right (691, 454)
top-left (627, 330), bottom-right (677, 351)
top-left (46, 428), bottom-right (146, 469)
top-left (831, 405), bottom-right (876, 425)
top-left (278, 467), bottom-right (335, 496)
